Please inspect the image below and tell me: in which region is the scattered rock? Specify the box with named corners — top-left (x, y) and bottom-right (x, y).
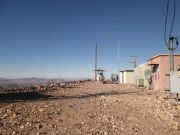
top-left (1, 82), bottom-right (180, 134)
top-left (175, 122), bottom-right (180, 130)
top-left (37, 124), bottom-right (43, 129)
top-left (20, 125), bottom-right (25, 129)
top-left (39, 109), bottom-right (44, 113)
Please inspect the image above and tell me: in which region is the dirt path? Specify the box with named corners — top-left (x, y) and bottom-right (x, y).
top-left (1, 82), bottom-right (180, 135)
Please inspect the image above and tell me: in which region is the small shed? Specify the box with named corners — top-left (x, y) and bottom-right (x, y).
top-left (119, 70), bottom-right (135, 84)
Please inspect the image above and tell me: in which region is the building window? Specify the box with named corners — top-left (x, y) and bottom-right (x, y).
top-left (177, 65), bottom-right (180, 71)
top-left (152, 64), bottom-right (159, 73)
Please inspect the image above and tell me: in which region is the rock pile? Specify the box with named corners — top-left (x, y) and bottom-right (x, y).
top-left (0, 87), bottom-right (35, 93)
top-left (0, 81), bottom-right (80, 93)
top-left (35, 81), bottom-right (80, 91)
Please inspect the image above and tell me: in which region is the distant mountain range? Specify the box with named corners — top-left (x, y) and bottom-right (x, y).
top-left (0, 77), bottom-right (90, 88)
top-left (0, 78), bottom-right (48, 87)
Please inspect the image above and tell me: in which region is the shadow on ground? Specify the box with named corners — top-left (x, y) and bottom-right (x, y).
top-left (0, 91), bottom-right (52, 103)
top-left (52, 90), bottom-right (137, 100)
top-left (0, 90), bottom-right (137, 103)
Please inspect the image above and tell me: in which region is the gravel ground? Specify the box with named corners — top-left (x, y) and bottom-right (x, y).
top-left (1, 81), bottom-right (180, 135)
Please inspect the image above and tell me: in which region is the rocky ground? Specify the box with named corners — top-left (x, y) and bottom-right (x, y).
top-left (1, 81), bottom-right (180, 135)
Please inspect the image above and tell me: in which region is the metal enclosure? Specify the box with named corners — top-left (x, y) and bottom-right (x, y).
top-left (111, 74), bottom-right (119, 83)
top-left (94, 69), bottom-right (105, 83)
top-left (170, 71), bottom-right (180, 93)
top-left (138, 79), bottom-right (144, 87)
top-left (97, 74), bottom-right (105, 82)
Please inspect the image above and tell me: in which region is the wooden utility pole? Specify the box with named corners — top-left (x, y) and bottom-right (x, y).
top-left (95, 43), bottom-right (98, 81)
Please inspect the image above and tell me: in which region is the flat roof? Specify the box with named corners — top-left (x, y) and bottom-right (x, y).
top-left (94, 69), bottom-right (105, 71)
top-left (148, 63), bottom-right (159, 65)
top-left (148, 54), bottom-right (180, 61)
top-left (119, 70), bottom-right (134, 72)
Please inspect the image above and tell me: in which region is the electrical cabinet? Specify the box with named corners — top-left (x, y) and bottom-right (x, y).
top-left (170, 71), bottom-right (180, 93)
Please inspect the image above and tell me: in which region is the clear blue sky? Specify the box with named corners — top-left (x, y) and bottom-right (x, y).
top-left (0, 0), bottom-right (180, 79)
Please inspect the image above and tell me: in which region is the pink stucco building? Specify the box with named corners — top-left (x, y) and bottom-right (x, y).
top-left (148, 54), bottom-right (180, 91)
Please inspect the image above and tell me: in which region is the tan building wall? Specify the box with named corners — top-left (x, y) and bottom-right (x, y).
top-left (134, 63), bottom-right (150, 87)
top-left (119, 70), bottom-right (135, 84)
top-left (125, 72), bottom-right (135, 84)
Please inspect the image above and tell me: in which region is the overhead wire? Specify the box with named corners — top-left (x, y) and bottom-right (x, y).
top-left (164, 0), bottom-right (170, 48)
top-left (50, 42), bottom-right (64, 81)
top-left (0, 39), bottom-right (55, 78)
top-left (0, 5), bottom-right (58, 79)
top-left (164, 0), bottom-right (178, 50)
top-left (53, 53), bottom-right (64, 80)
top-left (169, 0), bottom-right (176, 37)
top-left (1, 5), bottom-right (62, 80)
top-left (53, 64), bottom-right (61, 79)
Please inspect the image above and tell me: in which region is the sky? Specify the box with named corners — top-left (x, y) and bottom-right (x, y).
top-left (0, 0), bottom-right (180, 79)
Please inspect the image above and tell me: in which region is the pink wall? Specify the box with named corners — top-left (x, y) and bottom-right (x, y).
top-left (149, 56), bottom-right (161, 90)
top-left (159, 56), bottom-right (169, 90)
top-left (148, 55), bottom-right (180, 91)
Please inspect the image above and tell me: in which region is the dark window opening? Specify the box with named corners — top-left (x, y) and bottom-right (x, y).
top-left (152, 64), bottom-right (159, 73)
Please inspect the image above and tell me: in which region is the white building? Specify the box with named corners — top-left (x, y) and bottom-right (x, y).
top-left (119, 70), bottom-right (135, 84)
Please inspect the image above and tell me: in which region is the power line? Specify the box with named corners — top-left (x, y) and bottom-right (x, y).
top-left (163, 0), bottom-right (179, 94)
top-left (0, 39), bottom-right (55, 77)
top-left (53, 64), bottom-right (61, 79)
top-left (53, 53), bottom-right (64, 80)
top-left (117, 41), bottom-right (120, 74)
top-left (94, 43), bottom-right (98, 81)
top-left (164, 0), bottom-right (178, 72)
top-left (50, 43), bottom-right (64, 80)
top-left (169, 0), bottom-right (176, 37)
top-left (51, 53), bottom-right (61, 79)
top-left (164, 0), bottom-right (170, 48)
top-left (164, 0), bottom-right (177, 50)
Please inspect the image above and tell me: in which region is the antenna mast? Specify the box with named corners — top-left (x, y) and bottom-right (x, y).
top-left (95, 43), bottom-right (98, 81)
top-left (130, 56), bottom-right (138, 68)
top-left (117, 41), bottom-right (120, 74)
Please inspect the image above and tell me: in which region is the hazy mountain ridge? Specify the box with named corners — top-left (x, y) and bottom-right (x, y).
top-left (0, 78), bottom-right (49, 87)
top-left (0, 77), bottom-right (90, 87)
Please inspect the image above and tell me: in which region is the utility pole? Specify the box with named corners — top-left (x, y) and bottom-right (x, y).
top-left (95, 43), bottom-right (98, 81)
top-left (169, 37), bottom-right (175, 72)
top-left (129, 56), bottom-right (138, 69)
top-left (117, 41), bottom-right (120, 75)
